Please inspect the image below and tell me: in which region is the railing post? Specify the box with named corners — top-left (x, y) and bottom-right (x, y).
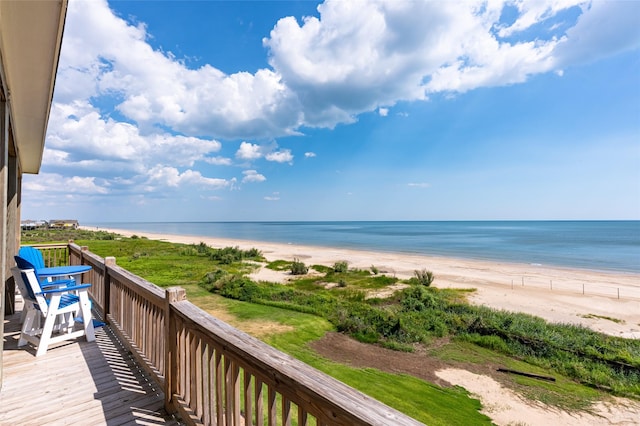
top-left (165, 286), bottom-right (186, 413)
top-left (80, 245), bottom-right (89, 265)
top-left (68, 239), bottom-right (74, 265)
top-left (104, 257), bottom-right (116, 324)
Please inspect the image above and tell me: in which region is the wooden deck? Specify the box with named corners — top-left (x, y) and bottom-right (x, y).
top-left (1, 302), bottom-right (183, 425)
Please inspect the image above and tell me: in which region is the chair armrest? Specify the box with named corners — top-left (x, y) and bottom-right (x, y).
top-left (40, 279), bottom-right (75, 289)
top-left (38, 283), bottom-right (92, 295)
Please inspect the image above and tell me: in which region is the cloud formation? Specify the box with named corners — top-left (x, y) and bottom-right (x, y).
top-left (242, 170), bottom-right (267, 183)
top-left (29, 0), bottom-right (639, 208)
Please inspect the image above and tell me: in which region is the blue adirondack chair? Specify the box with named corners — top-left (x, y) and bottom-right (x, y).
top-left (12, 256), bottom-right (96, 356)
top-left (17, 246), bottom-right (61, 322)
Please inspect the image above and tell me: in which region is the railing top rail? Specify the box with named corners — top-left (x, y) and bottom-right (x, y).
top-left (21, 242), bottom-right (69, 249)
top-left (172, 300), bottom-right (424, 426)
top-left (108, 264), bottom-right (165, 303)
top-left (70, 245), bottom-right (106, 272)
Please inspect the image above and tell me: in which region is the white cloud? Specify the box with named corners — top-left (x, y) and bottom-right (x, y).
top-left (378, 107), bottom-right (389, 117)
top-left (552, 1), bottom-right (640, 67)
top-left (266, 149), bottom-right (293, 163)
top-left (496, 0), bottom-right (586, 38)
top-left (47, 101), bottom-right (221, 168)
top-left (408, 182), bottom-right (431, 188)
top-left (23, 173), bottom-right (109, 195)
top-left (236, 142), bottom-right (263, 160)
top-left (54, 0), bottom-right (638, 142)
top-left (304, 152), bottom-right (317, 158)
top-left (265, 0), bottom-right (637, 119)
top-left (145, 166), bottom-right (230, 190)
top-left (264, 192), bottom-right (280, 201)
top-left (242, 170), bottom-right (267, 183)
top-left (204, 156), bottom-right (233, 166)
top-left (58, 0), bottom-right (302, 140)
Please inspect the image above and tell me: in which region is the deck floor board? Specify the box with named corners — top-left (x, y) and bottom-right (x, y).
top-left (1, 304), bottom-right (182, 425)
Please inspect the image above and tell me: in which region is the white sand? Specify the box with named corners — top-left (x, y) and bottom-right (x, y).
top-left (88, 226), bottom-right (640, 425)
top-left (435, 368), bottom-right (640, 426)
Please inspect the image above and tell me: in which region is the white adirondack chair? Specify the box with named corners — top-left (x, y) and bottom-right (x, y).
top-left (12, 257), bottom-right (96, 357)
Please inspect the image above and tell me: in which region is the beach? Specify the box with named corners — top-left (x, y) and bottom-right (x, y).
top-left (94, 227), bottom-right (640, 339)
top-left (90, 226), bottom-right (640, 424)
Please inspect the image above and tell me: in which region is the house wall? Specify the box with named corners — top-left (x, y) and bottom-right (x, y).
top-left (0, 0), bottom-right (68, 391)
top-left (0, 99), bottom-right (4, 387)
top-left (0, 76), bottom-right (20, 392)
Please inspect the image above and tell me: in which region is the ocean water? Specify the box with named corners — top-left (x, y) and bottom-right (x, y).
top-left (85, 221), bottom-right (640, 273)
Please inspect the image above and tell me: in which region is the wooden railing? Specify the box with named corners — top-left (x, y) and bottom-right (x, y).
top-left (27, 242), bottom-right (70, 267)
top-left (31, 242), bottom-right (424, 426)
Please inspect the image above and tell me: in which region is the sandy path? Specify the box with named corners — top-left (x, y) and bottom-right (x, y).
top-left (435, 368), bottom-right (640, 426)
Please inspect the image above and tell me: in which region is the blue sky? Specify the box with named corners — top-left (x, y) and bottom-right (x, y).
top-left (22, 0), bottom-right (640, 222)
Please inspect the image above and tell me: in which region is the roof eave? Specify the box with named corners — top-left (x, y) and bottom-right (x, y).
top-left (0, 0), bottom-right (68, 174)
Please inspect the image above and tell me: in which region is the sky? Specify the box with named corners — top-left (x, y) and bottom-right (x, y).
top-left (21, 0), bottom-right (640, 222)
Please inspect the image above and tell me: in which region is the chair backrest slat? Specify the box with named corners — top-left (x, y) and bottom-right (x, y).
top-left (11, 267), bottom-right (36, 302)
top-left (14, 256), bottom-right (50, 314)
top-left (18, 246), bottom-right (46, 269)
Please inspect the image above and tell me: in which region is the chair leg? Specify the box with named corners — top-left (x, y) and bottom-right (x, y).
top-left (18, 310), bottom-right (37, 347)
top-left (35, 295), bottom-right (62, 357)
top-left (78, 292), bottom-right (95, 342)
top-left (36, 311), bottom-right (59, 356)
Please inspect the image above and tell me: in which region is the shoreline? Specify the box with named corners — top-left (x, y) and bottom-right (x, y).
top-left (83, 220), bottom-right (640, 274)
top-left (89, 226), bottom-right (640, 339)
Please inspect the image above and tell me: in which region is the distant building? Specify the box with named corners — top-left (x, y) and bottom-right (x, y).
top-left (20, 220), bottom-right (48, 230)
top-left (48, 219), bottom-right (79, 229)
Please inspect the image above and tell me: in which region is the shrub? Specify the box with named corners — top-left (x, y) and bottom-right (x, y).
top-left (372, 274), bottom-right (398, 286)
top-left (245, 247), bottom-right (263, 259)
top-left (266, 260), bottom-right (290, 271)
top-left (290, 258), bottom-right (308, 275)
top-left (370, 265), bottom-right (379, 275)
top-left (414, 269), bottom-right (434, 286)
top-left (196, 242), bottom-right (210, 254)
top-left (217, 276), bottom-right (260, 300)
top-left (208, 246), bottom-right (264, 264)
top-left (210, 246), bottom-right (243, 263)
top-left (200, 269), bottom-right (229, 291)
top-left (333, 261), bottom-right (349, 273)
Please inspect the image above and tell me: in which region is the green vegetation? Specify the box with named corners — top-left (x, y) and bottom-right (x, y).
top-left (413, 268), bottom-right (434, 286)
top-left (22, 229), bottom-right (640, 420)
top-left (581, 314), bottom-right (625, 324)
top-left (21, 228), bottom-right (118, 243)
top-left (290, 258), bottom-right (309, 275)
top-left (202, 269), bottom-right (640, 398)
top-left (333, 261), bottom-right (349, 273)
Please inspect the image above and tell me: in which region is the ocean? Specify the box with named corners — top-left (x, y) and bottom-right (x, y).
top-left (85, 221), bottom-right (640, 273)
